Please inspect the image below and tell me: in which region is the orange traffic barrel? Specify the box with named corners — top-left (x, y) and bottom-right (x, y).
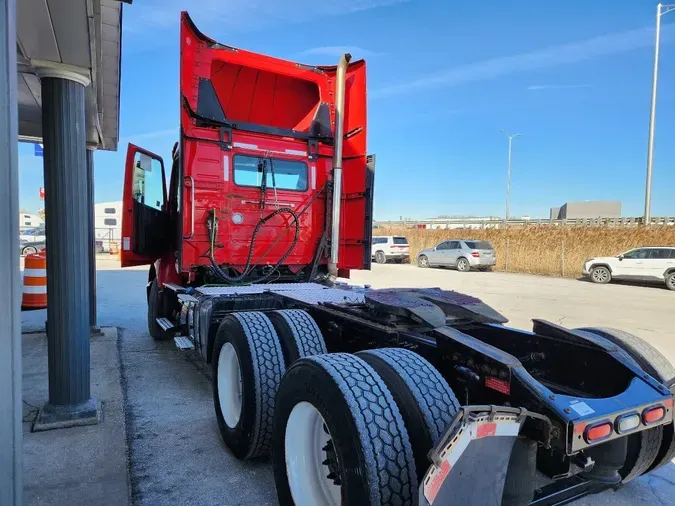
top-left (22, 252), bottom-right (47, 310)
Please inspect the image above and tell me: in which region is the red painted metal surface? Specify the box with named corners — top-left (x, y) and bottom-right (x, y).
top-left (121, 12), bottom-right (370, 281)
top-left (121, 143), bottom-right (166, 268)
top-left (178, 12), bottom-right (369, 275)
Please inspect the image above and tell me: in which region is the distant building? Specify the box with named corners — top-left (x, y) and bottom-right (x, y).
top-left (550, 201), bottom-right (621, 220)
top-left (94, 201), bottom-right (123, 251)
top-left (19, 212), bottom-right (43, 231)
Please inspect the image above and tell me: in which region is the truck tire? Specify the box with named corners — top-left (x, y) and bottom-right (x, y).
top-left (212, 312), bottom-right (285, 460)
top-left (267, 310), bottom-right (327, 365)
top-left (357, 348), bottom-right (459, 481)
top-left (272, 353), bottom-right (417, 506)
top-left (575, 327), bottom-right (675, 477)
top-left (147, 279), bottom-right (168, 340)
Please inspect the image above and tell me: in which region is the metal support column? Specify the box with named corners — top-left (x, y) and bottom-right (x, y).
top-left (87, 147), bottom-right (101, 334)
top-left (0, 0), bottom-right (22, 501)
top-left (34, 68), bottom-right (99, 430)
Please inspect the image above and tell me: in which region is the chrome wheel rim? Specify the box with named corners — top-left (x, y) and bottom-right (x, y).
top-left (592, 268), bottom-right (608, 283)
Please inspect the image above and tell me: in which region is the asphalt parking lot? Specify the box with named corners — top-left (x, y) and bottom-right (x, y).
top-left (20, 260), bottom-right (675, 505)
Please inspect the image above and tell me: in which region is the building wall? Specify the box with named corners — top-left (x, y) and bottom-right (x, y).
top-left (559, 201), bottom-right (621, 219)
top-left (18, 213), bottom-right (43, 231)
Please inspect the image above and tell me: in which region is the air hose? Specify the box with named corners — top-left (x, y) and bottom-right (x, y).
top-left (208, 206), bottom-right (300, 284)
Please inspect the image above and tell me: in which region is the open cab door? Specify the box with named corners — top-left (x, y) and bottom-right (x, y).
top-left (121, 144), bottom-right (171, 267)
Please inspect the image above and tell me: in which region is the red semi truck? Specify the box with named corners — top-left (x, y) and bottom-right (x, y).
top-left (121, 12), bottom-right (675, 506)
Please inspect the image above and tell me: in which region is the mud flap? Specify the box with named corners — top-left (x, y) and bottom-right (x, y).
top-left (420, 407), bottom-right (541, 506)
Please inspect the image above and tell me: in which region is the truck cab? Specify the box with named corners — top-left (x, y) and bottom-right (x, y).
top-left (121, 12), bottom-right (374, 289)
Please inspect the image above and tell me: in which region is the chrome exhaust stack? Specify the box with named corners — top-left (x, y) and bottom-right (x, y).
top-left (328, 53), bottom-right (351, 278)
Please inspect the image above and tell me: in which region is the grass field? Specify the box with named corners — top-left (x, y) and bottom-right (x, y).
top-left (376, 226), bottom-right (675, 278)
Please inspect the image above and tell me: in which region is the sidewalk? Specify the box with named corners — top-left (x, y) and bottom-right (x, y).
top-left (22, 327), bottom-right (130, 506)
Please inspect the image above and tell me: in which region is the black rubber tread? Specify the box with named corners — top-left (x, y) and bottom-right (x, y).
top-left (266, 309), bottom-right (327, 365)
top-left (212, 311), bottom-right (285, 459)
top-left (502, 438), bottom-right (537, 506)
top-left (272, 353), bottom-right (417, 506)
top-left (357, 348), bottom-right (459, 481)
top-left (576, 327), bottom-right (675, 476)
top-left (621, 423), bottom-right (663, 482)
top-left (147, 279), bottom-right (167, 340)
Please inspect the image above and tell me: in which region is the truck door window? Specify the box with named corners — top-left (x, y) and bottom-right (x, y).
top-left (132, 153), bottom-right (164, 210)
top-left (233, 155), bottom-right (308, 192)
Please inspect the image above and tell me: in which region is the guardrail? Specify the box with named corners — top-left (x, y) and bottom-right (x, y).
top-left (374, 217), bottom-right (675, 229)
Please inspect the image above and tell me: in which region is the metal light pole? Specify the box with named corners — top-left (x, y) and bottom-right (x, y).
top-left (645, 3), bottom-right (675, 224)
top-left (501, 130), bottom-right (521, 224)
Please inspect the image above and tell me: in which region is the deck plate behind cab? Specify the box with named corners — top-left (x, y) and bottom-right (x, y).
top-left (366, 288), bottom-right (508, 328)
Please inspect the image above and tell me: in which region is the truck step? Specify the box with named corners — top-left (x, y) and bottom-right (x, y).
top-left (156, 317), bottom-right (175, 332)
top-left (174, 336), bottom-right (195, 350)
top-left (177, 293), bottom-right (199, 304)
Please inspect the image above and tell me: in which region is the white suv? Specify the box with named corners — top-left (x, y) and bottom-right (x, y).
top-left (371, 236), bottom-right (410, 264)
top-left (583, 247), bottom-right (675, 290)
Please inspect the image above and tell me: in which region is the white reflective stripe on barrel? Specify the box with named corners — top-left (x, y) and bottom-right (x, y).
top-left (23, 285), bottom-right (47, 294)
top-left (24, 268), bottom-right (47, 277)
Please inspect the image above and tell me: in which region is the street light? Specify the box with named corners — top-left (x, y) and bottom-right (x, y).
top-left (501, 130), bottom-right (521, 224)
top-left (644, 3), bottom-right (675, 224)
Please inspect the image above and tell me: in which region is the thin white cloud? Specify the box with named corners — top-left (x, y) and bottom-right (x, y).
top-left (372, 24), bottom-right (675, 99)
top-left (527, 84), bottom-right (592, 91)
top-left (297, 46), bottom-right (381, 58)
top-left (125, 0), bottom-right (408, 33)
top-left (119, 128), bottom-right (178, 144)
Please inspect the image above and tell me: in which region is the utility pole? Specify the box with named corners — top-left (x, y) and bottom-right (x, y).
top-left (501, 130), bottom-right (521, 225)
top-left (645, 3), bottom-right (675, 224)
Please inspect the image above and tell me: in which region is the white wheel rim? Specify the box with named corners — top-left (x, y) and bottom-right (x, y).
top-left (285, 402), bottom-right (341, 506)
top-left (217, 342), bottom-right (243, 428)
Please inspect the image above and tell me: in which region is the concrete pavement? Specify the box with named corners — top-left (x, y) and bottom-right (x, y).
top-left (22, 327), bottom-right (129, 506)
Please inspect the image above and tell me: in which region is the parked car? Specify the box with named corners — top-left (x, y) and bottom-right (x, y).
top-left (19, 239), bottom-right (45, 256)
top-left (417, 239), bottom-right (496, 271)
top-left (19, 224), bottom-right (46, 243)
top-left (583, 246), bottom-right (675, 290)
top-left (371, 236), bottom-right (410, 264)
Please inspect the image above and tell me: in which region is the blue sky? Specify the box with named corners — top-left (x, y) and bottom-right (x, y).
top-left (18, 0), bottom-right (675, 220)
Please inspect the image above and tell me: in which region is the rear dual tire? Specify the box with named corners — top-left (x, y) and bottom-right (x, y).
top-left (212, 310), bottom-right (327, 459)
top-left (575, 327), bottom-right (675, 482)
top-left (273, 350), bottom-right (459, 505)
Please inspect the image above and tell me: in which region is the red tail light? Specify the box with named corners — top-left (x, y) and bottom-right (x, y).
top-left (585, 422), bottom-right (612, 442)
top-left (643, 406), bottom-right (666, 424)
top-left (471, 252), bottom-right (480, 258)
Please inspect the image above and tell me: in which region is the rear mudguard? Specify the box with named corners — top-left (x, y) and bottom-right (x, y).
top-left (420, 406), bottom-right (549, 506)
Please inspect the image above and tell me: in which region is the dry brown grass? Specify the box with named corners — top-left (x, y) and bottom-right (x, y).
top-left (377, 226), bottom-right (675, 278)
